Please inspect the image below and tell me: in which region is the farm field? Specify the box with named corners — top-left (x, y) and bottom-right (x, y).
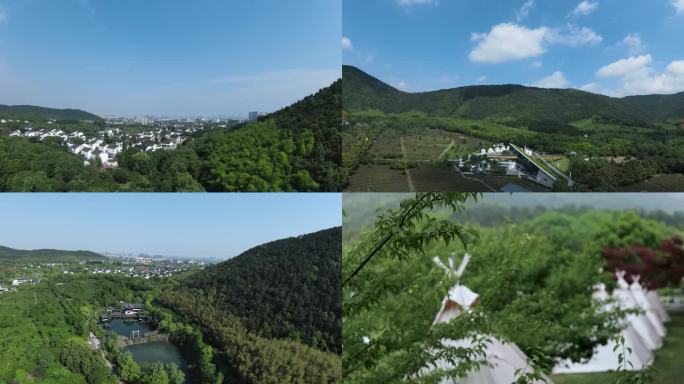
top-left (552, 312), bottom-right (684, 384)
top-left (346, 164), bottom-right (411, 192)
top-left (365, 128), bottom-right (484, 163)
top-left (346, 163), bottom-right (550, 192)
top-left (615, 174), bottom-right (684, 192)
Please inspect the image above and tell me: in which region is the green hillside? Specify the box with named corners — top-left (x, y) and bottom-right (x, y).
top-left (0, 105), bottom-right (101, 121)
top-left (0, 79), bottom-right (342, 192)
top-left (158, 227), bottom-right (342, 383)
top-left (168, 227), bottom-right (341, 353)
top-left (342, 65), bottom-right (684, 125)
top-left (0, 245), bottom-right (107, 263)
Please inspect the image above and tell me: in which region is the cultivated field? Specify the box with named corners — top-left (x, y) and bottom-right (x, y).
top-left (615, 174), bottom-right (684, 192)
top-left (367, 128), bottom-right (484, 163)
top-left (346, 163), bottom-right (550, 192)
top-left (346, 164), bottom-right (411, 192)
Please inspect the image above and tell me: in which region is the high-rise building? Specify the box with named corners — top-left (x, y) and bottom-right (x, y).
top-left (248, 111), bottom-right (258, 122)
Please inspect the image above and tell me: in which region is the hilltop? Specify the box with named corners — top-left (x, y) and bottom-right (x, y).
top-left (0, 245), bottom-right (107, 263)
top-left (157, 227), bottom-right (342, 382)
top-left (0, 105), bottom-right (101, 121)
top-left (168, 227), bottom-right (341, 353)
top-left (342, 65), bottom-right (684, 125)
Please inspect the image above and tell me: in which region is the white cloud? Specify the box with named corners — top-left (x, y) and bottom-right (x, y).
top-left (547, 24), bottom-right (602, 46)
top-left (477, 76), bottom-right (487, 82)
top-left (342, 37), bottom-right (353, 50)
top-left (516, 0), bottom-right (535, 22)
top-left (622, 33), bottom-right (645, 55)
top-left (469, 23), bottom-right (548, 63)
top-left (531, 60), bottom-right (543, 68)
top-left (597, 55), bottom-right (652, 78)
top-left (595, 55), bottom-right (684, 95)
top-left (469, 23), bottom-right (601, 63)
top-left (532, 71), bottom-right (569, 88)
top-left (397, 0), bottom-right (433, 6)
top-left (571, 1), bottom-right (599, 17)
top-left (395, 81), bottom-right (408, 90)
top-left (673, 0), bottom-right (684, 14)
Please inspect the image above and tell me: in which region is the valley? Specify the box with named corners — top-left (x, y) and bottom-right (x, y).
top-left (341, 66), bottom-right (684, 192)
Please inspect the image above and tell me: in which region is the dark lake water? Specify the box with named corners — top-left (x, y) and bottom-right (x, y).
top-left (125, 341), bottom-right (189, 375)
top-left (108, 318), bottom-right (155, 338)
top-left (107, 319), bottom-right (190, 381)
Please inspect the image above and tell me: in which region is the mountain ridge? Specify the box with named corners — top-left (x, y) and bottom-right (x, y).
top-left (0, 245), bottom-right (107, 263)
top-left (167, 227), bottom-right (342, 353)
top-left (0, 105), bottom-right (101, 121)
top-left (342, 65), bottom-right (684, 124)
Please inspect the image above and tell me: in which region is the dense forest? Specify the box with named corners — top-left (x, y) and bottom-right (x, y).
top-left (177, 227), bottom-right (341, 352)
top-left (343, 193), bottom-right (684, 384)
top-left (0, 245), bottom-right (107, 263)
top-left (0, 79), bottom-right (342, 192)
top-left (158, 227), bottom-right (342, 383)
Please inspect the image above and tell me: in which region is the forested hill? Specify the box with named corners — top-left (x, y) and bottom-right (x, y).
top-left (122, 79), bottom-right (343, 192)
top-left (175, 227), bottom-right (342, 353)
top-left (0, 105), bottom-right (101, 121)
top-left (0, 245), bottom-right (107, 263)
top-left (157, 227), bottom-right (342, 383)
top-left (343, 65), bottom-right (684, 124)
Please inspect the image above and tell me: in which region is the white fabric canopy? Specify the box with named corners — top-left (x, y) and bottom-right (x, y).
top-left (433, 284), bottom-right (479, 325)
top-left (553, 284), bottom-right (654, 374)
top-left (646, 290), bottom-right (671, 323)
top-left (629, 279), bottom-right (666, 337)
top-left (614, 276), bottom-right (663, 350)
top-left (430, 337), bottom-right (549, 384)
top-left (425, 273), bottom-right (550, 384)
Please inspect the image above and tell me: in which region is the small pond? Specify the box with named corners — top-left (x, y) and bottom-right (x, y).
top-left (106, 319), bottom-right (190, 380)
top-left (125, 341), bottom-right (189, 376)
top-left (107, 318), bottom-right (155, 338)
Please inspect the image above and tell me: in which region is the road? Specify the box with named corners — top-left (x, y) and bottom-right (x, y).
top-left (400, 136), bottom-right (415, 192)
top-left (538, 157), bottom-right (574, 186)
top-left (452, 165), bottom-right (497, 192)
top-left (438, 139), bottom-right (456, 160)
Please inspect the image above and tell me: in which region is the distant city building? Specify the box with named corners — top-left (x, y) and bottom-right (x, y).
top-left (248, 111), bottom-right (259, 122)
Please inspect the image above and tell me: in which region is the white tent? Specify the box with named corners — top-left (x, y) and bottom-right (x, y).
top-left (433, 337), bottom-right (546, 384)
top-left (423, 253), bottom-right (550, 384)
top-left (614, 272), bottom-right (663, 350)
top-left (553, 284), bottom-right (653, 374)
top-left (646, 290), bottom-right (671, 323)
top-left (629, 276), bottom-right (666, 337)
top-left (433, 283), bottom-right (479, 325)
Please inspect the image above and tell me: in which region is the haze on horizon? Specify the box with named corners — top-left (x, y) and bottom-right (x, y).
top-left (343, 0), bottom-right (684, 96)
top-left (0, 0), bottom-right (341, 117)
top-left (0, 193), bottom-right (342, 260)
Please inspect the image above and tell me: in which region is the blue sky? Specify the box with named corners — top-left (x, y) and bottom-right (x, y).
top-left (0, 193), bottom-right (341, 259)
top-left (0, 0), bottom-right (341, 117)
top-left (343, 0), bottom-right (684, 96)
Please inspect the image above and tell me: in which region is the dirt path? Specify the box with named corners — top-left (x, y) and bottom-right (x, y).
top-left (400, 136), bottom-right (415, 192)
top-left (643, 179), bottom-right (668, 191)
top-left (438, 140), bottom-right (456, 160)
top-left (453, 165), bottom-right (497, 192)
